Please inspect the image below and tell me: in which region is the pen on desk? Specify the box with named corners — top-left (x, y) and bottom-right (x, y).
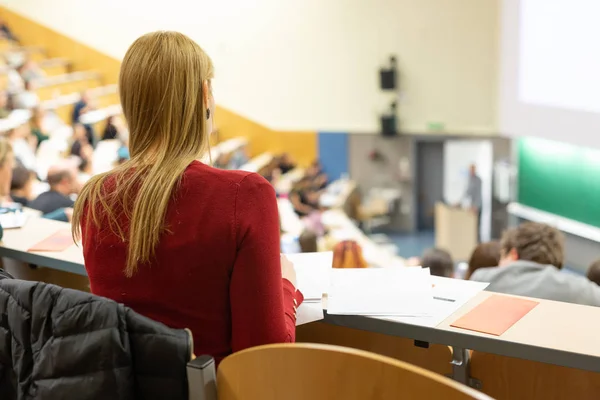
top-left (433, 296), bottom-right (456, 303)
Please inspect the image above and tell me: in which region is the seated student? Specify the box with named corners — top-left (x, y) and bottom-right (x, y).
top-left (466, 241), bottom-right (501, 280)
top-left (471, 222), bottom-right (600, 306)
top-left (30, 107), bottom-right (49, 148)
top-left (289, 177), bottom-right (319, 217)
top-left (587, 260), bottom-right (600, 286)
top-left (214, 152), bottom-right (231, 169)
top-left (6, 67), bottom-right (24, 95)
top-left (71, 31), bottom-right (301, 364)
top-left (421, 248), bottom-right (453, 278)
top-left (71, 90), bottom-right (96, 147)
top-left (299, 230), bottom-right (318, 253)
top-left (70, 123), bottom-right (93, 161)
top-left (0, 138), bottom-right (14, 203)
top-left (229, 144), bottom-right (250, 169)
top-left (13, 80), bottom-right (40, 109)
top-left (102, 115), bottom-right (119, 141)
top-left (332, 240), bottom-right (368, 268)
top-left (10, 164), bottom-right (34, 206)
top-left (0, 17), bottom-right (17, 42)
top-left (0, 90), bottom-right (10, 119)
top-left (18, 58), bottom-right (45, 82)
top-left (29, 162), bottom-right (77, 215)
top-left (7, 124), bottom-right (36, 172)
top-left (278, 153), bottom-right (296, 174)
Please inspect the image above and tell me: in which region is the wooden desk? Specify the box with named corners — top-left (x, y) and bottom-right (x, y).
top-left (35, 71), bottom-right (102, 101)
top-left (0, 216), bottom-right (85, 275)
top-left (323, 291), bottom-right (600, 373)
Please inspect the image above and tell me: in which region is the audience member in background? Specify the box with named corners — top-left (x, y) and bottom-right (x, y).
top-left (6, 66), bottom-right (24, 95)
top-left (29, 162), bottom-right (77, 214)
top-left (72, 90), bottom-right (93, 124)
top-left (0, 18), bottom-right (17, 42)
top-left (10, 164), bottom-right (34, 206)
top-left (471, 222), bottom-right (600, 306)
top-left (289, 177), bottom-right (320, 217)
top-left (214, 152), bottom-right (231, 169)
top-left (12, 80), bottom-right (39, 109)
top-left (299, 230), bottom-right (318, 253)
top-left (0, 91), bottom-right (10, 119)
top-left (332, 240), bottom-right (368, 268)
top-left (466, 241), bottom-right (501, 280)
top-left (278, 153), bottom-right (296, 174)
top-left (30, 107), bottom-right (49, 148)
top-left (70, 123), bottom-right (91, 159)
top-left (229, 144), bottom-right (250, 169)
top-left (102, 115), bottom-right (119, 141)
top-left (7, 124), bottom-right (36, 171)
top-left (18, 59), bottom-right (45, 82)
top-left (0, 138), bottom-right (14, 203)
top-left (71, 31), bottom-right (302, 364)
top-left (461, 164), bottom-right (482, 242)
top-left (71, 90), bottom-right (96, 147)
top-left (421, 248), bottom-right (454, 278)
top-left (587, 260), bottom-right (600, 286)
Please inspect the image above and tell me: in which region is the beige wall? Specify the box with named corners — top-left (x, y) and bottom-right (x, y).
top-left (1, 0), bottom-right (500, 135)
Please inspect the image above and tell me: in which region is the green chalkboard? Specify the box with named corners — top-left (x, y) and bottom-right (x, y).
top-left (518, 137), bottom-right (600, 228)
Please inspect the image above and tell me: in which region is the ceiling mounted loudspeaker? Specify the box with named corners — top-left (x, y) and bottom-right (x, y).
top-left (379, 55), bottom-right (397, 90)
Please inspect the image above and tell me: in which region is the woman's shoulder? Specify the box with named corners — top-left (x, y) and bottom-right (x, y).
top-left (184, 161), bottom-right (270, 187)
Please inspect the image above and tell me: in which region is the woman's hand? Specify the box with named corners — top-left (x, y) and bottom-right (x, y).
top-left (280, 254), bottom-right (297, 288)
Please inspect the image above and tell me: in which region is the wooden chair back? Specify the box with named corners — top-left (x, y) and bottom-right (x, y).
top-left (217, 343), bottom-right (492, 400)
top-left (471, 351), bottom-right (600, 400)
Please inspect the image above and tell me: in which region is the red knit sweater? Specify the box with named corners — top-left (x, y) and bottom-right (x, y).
top-left (81, 161), bottom-right (303, 363)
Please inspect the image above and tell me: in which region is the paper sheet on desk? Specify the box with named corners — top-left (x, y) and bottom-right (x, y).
top-left (286, 252), bottom-right (333, 302)
top-left (327, 268), bottom-right (433, 316)
top-left (296, 303), bottom-right (324, 326)
top-left (380, 276), bottom-right (489, 327)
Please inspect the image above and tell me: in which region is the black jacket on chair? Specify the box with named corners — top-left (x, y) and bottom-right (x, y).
top-left (0, 274), bottom-right (192, 400)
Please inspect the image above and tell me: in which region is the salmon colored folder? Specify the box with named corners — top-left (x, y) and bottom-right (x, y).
top-left (28, 230), bottom-right (74, 252)
top-left (450, 294), bottom-right (539, 336)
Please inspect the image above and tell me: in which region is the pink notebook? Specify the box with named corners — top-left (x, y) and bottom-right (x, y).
top-left (28, 230), bottom-right (74, 252)
top-left (451, 294), bottom-right (539, 336)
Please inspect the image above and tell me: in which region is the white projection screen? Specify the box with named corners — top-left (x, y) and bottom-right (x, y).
top-left (500, 0), bottom-right (600, 149)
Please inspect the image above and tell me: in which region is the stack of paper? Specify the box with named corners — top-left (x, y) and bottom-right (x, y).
top-left (381, 276), bottom-right (489, 327)
top-left (327, 267), bottom-right (433, 316)
top-left (286, 252), bottom-right (333, 302)
top-left (285, 252), bottom-right (333, 326)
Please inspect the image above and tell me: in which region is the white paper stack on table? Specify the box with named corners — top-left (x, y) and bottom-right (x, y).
top-left (327, 267), bottom-right (433, 316)
top-left (285, 252), bottom-right (333, 325)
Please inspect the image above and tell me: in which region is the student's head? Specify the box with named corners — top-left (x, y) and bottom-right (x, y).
top-left (299, 230), bottom-right (318, 253)
top-left (0, 90), bottom-right (8, 108)
top-left (24, 79), bottom-right (35, 91)
top-left (587, 260), bottom-right (600, 286)
top-left (421, 248), bottom-right (453, 277)
top-left (469, 164), bottom-right (477, 176)
top-left (332, 240), bottom-right (368, 269)
top-left (466, 241), bottom-right (501, 280)
top-left (32, 107), bottom-right (44, 126)
top-left (47, 163), bottom-right (77, 195)
top-left (80, 89), bottom-right (91, 103)
top-left (73, 123), bottom-right (87, 140)
top-left (10, 164), bottom-right (34, 198)
top-left (0, 138), bottom-right (14, 197)
top-left (499, 222), bottom-right (564, 269)
top-left (73, 31), bottom-right (215, 277)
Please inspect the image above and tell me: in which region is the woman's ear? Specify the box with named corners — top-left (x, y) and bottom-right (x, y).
top-left (202, 80), bottom-right (211, 108)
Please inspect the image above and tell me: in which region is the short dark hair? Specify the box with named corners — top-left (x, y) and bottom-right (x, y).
top-left (421, 248), bottom-right (453, 277)
top-left (587, 260), bottom-right (600, 286)
top-left (467, 241), bottom-right (501, 279)
top-left (11, 165), bottom-right (33, 191)
top-left (299, 230), bottom-right (318, 253)
top-left (47, 170), bottom-right (72, 187)
top-left (501, 222), bottom-right (564, 268)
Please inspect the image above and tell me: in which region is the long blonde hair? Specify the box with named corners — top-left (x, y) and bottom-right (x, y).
top-left (72, 31), bottom-right (214, 277)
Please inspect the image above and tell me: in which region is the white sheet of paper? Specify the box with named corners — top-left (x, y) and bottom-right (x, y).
top-left (327, 267), bottom-right (433, 316)
top-left (296, 302), bottom-right (324, 326)
top-left (0, 212), bottom-right (28, 229)
top-left (286, 252), bottom-right (333, 302)
top-left (380, 276), bottom-right (489, 327)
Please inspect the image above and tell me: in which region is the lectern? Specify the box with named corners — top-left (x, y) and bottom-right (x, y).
top-left (434, 202), bottom-right (478, 261)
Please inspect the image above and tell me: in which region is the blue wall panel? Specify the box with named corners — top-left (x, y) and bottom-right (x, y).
top-left (318, 132), bottom-right (349, 181)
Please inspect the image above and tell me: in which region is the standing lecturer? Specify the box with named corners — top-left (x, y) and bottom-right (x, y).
top-left (462, 164), bottom-right (482, 242)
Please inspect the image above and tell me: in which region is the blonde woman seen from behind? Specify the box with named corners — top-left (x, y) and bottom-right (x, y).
top-left (72, 32), bottom-right (302, 364)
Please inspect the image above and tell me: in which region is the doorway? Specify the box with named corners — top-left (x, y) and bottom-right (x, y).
top-left (416, 141), bottom-right (444, 231)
